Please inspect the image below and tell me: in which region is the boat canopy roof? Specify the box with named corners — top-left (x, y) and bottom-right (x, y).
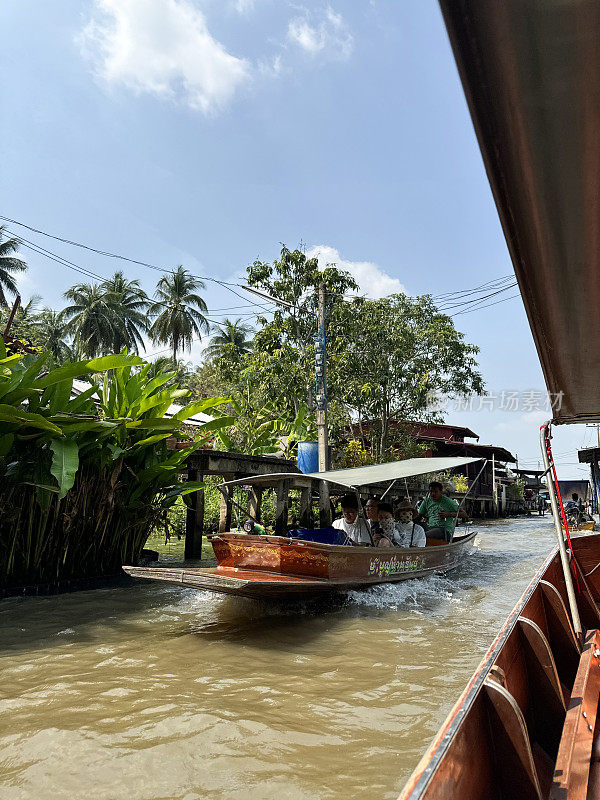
top-left (220, 456), bottom-right (483, 490)
top-left (438, 0), bottom-right (600, 423)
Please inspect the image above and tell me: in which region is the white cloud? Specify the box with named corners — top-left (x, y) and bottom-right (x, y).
top-left (305, 245), bottom-right (404, 299)
top-left (287, 7), bottom-right (353, 60)
top-left (233, 0), bottom-right (255, 12)
top-left (79, 0), bottom-right (250, 114)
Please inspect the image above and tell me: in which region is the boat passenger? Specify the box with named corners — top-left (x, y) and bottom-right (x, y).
top-left (393, 502), bottom-right (427, 548)
top-left (373, 501), bottom-right (395, 547)
top-left (332, 494), bottom-right (372, 545)
top-left (417, 481), bottom-right (466, 542)
top-left (365, 496), bottom-right (382, 537)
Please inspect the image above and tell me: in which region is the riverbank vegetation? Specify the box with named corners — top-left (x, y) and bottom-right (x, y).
top-left (0, 347), bottom-right (230, 588)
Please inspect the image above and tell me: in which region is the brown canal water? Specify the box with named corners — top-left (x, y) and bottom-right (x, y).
top-left (0, 518), bottom-right (557, 800)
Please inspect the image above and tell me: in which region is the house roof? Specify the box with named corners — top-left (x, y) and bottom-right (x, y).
top-left (408, 422), bottom-right (479, 440)
top-left (419, 436), bottom-right (516, 464)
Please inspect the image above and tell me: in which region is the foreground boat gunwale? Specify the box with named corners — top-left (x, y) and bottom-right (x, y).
top-left (399, 542), bottom-right (561, 799)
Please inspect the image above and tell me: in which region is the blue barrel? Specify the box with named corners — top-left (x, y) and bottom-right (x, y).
top-left (297, 440), bottom-right (319, 474)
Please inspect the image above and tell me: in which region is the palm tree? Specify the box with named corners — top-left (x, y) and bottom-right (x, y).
top-left (38, 309), bottom-right (73, 364)
top-left (100, 271), bottom-right (149, 353)
top-left (19, 295), bottom-right (41, 321)
top-left (0, 226), bottom-right (27, 307)
top-left (61, 283), bottom-right (116, 358)
top-left (205, 318), bottom-right (253, 361)
top-left (149, 266), bottom-right (209, 367)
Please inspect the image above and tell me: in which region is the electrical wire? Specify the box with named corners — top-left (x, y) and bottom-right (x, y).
top-left (450, 292), bottom-right (521, 317)
top-left (0, 215), bottom-right (240, 286)
top-left (3, 214), bottom-right (523, 318)
top-left (438, 283), bottom-right (518, 312)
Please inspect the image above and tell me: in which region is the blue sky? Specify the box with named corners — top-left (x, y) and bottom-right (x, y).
top-left (1, 0), bottom-right (592, 479)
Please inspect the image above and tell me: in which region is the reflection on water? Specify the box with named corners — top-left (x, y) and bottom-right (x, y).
top-left (0, 518), bottom-right (557, 800)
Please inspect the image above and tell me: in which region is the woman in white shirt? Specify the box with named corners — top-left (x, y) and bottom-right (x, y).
top-left (332, 494), bottom-right (372, 545)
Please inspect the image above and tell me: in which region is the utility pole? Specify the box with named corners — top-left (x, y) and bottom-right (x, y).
top-left (315, 282), bottom-right (331, 526)
top-left (315, 282), bottom-right (329, 472)
top-left (492, 453), bottom-right (498, 516)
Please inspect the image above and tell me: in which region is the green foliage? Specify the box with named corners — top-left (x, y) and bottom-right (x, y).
top-left (212, 388), bottom-right (316, 457)
top-left (333, 294), bottom-right (484, 458)
top-left (0, 344), bottom-right (230, 587)
top-left (240, 247), bottom-right (483, 461)
top-left (149, 265), bottom-right (209, 366)
top-left (507, 481), bottom-right (525, 501)
top-left (339, 440), bottom-right (373, 468)
top-left (0, 227), bottom-right (27, 308)
top-left (205, 318), bottom-right (253, 362)
top-left (453, 474), bottom-right (469, 493)
top-left (244, 245), bottom-right (358, 417)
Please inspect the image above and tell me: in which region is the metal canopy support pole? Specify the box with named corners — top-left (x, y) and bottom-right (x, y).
top-left (184, 468), bottom-right (205, 559)
top-left (540, 422), bottom-right (583, 640)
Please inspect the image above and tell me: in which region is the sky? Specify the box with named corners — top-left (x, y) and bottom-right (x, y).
top-left (1, 0), bottom-right (593, 480)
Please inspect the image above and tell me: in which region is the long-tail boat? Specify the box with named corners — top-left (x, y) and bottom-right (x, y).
top-left (399, 1), bottom-right (600, 797)
top-left (124, 456), bottom-right (482, 598)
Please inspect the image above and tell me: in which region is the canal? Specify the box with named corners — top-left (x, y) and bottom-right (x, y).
top-left (0, 517), bottom-right (557, 799)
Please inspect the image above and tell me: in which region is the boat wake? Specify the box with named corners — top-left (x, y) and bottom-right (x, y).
top-left (347, 574), bottom-right (458, 610)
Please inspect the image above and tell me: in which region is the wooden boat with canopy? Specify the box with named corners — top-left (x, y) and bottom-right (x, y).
top-left (399, 1), bottom-right (600, 798)
top-left (124, 456), bottom-right (481, 599)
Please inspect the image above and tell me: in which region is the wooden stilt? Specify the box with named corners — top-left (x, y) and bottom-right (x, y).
top-left (248, 486), bottom-right (263, 522)
top-left (299, 487), bottom-right (312, 527)
top-left (275, 480), bottom-right (290, 536)
top-left (219, 476), bottom-right (233, 533)
top-left (184, 468), bottom-right (205, 559)
top-left (319, 479), bottom-right (332, 528)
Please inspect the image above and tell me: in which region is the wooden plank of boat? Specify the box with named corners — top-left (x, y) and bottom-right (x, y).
top-left (124, 530), bottom-right (478, 598)
top-left (123, 565), bottom-right (339, 598)
top-left (550, 629), bottom-right (600, 800)
top-left (398, 533), bottom-right (600, 800)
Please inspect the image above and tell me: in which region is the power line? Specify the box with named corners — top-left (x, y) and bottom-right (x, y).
top-left (438, 283), bottom-right (518, 312)
top-left (432, 275), bottom-right (515, 301)
top-left (8, 234), bottom-right (276, 319)
top-left (4, 214), bottom-right (523, 319)
top-left (450, 292), bottom-right (521, 317)
top-left (1, 215), bottom-right (240, 286)
top-left (2, 216), bottom-right (272, 311)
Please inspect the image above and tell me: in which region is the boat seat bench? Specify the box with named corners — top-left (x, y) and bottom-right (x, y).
top-left (551, 629), bottom-right (600, 800)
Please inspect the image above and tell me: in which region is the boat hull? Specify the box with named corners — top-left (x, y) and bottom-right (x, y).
top-left (399, 532), bottom-right (600, 800)
top-left (123, 531), bottom-right (477, 599)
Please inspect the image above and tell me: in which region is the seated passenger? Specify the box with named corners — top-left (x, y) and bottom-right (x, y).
top-left (417, 481), bottom-right (467, 542)
top-left (375, 502), bottom-right (397, 548)
top-left (332, 494), bottom-right (372, 545)
top-left (393, 502), bottom-right (426, 547)
top-left (365, 496), bottom-right (381, 537)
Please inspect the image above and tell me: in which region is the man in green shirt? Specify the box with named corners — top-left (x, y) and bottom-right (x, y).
top-left (417, 481), bottom-right (467, 541)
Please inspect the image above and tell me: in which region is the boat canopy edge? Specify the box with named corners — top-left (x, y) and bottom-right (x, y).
top-left (219, 456), bottom-right (483, 490)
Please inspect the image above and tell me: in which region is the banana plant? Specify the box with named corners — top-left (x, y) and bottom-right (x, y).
top-left (0, 340), bottom-right (232, 587)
